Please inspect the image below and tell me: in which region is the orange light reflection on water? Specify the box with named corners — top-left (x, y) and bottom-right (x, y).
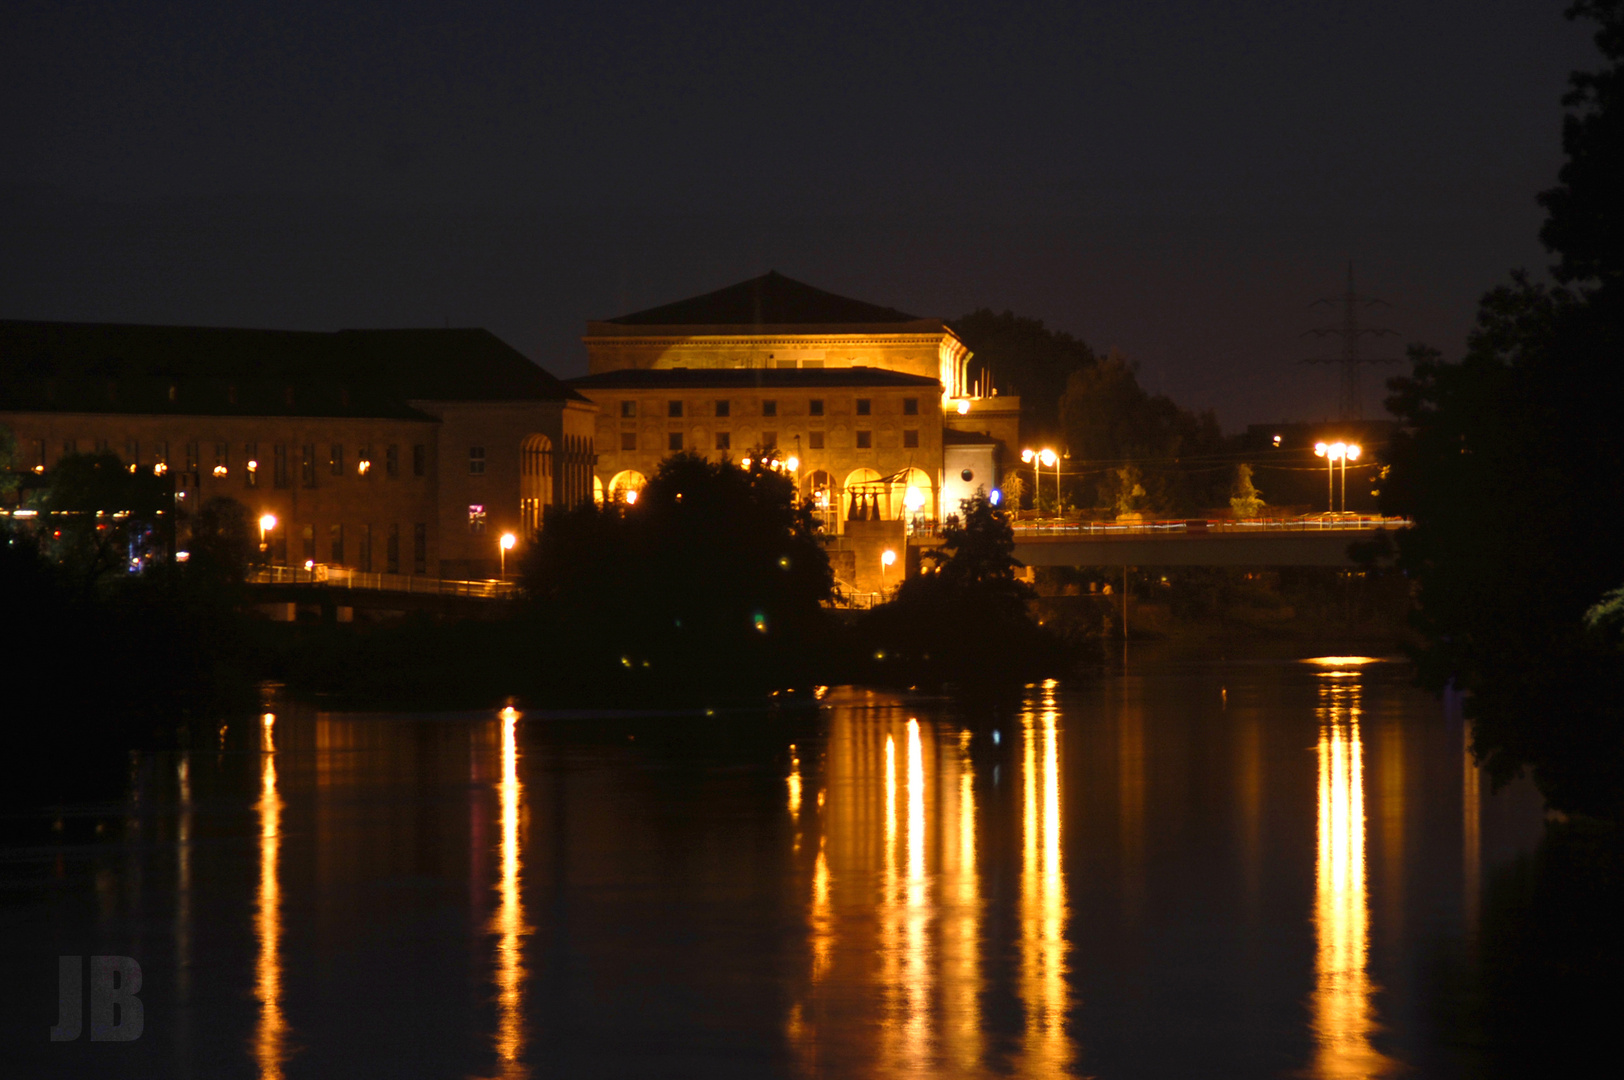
top-left (491, 707), bottom-right (528, 1078)
top-left (255, 714), bottom-right (287, 1079)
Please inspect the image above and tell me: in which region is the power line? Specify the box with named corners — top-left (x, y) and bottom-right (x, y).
top-left (1300, 262), bottom-right (1402, 421)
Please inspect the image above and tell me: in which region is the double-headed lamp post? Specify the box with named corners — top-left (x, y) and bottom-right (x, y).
top-left (1021, 448), bottom-right (1059, 513)
top-left (1313, 441), bottom-right (1362, 513)
top-left (499, 532), bottom-right (517, 580)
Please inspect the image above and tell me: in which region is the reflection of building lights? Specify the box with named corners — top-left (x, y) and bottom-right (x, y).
top-left (1305, 656), bottom-right (1380, 667)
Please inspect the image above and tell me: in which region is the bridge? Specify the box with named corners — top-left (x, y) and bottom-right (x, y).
top-left (1011, 516), bottom-right (1407, 567)
top-left (247, 566), bottom-right (516, 620)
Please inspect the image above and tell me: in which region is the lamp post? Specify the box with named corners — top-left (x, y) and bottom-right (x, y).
top-left (1021, 447), bottom-right (1059, 514)
top-left (1342, 444), bottom-right (1360, 513)
top-left (881, 548), bottom-right (896, 592)
top-left (258, 513), bottom-right (277, 558)
top-left (499, 532), bottom-right (516, 580)
top-left (1313, 442), bottom-right (1362, 512)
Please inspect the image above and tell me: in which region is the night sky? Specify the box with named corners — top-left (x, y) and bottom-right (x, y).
top-left (1, 1), bottom-right (1596, 428)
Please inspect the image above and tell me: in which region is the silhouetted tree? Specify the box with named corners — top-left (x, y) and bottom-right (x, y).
top-left (34, 451), bottom-right (170, 596)
top-left (1382, 1), bottom-right (1624, 818)
top-left (951, 309), bottom-right (1097, 445)
top-left (186, 496), bottom-right (255, 589)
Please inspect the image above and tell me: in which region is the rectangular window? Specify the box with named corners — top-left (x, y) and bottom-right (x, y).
top-left (186, 441), bottom-right (199, 470)
top-left (809, 431), bottom-right (825, 450)
top-left (469, 446), bottom-right (485, 475)
top-left (856, 430), bottom-right (872, 449)
top-left (903, 397), bottom-right (919, 415)
top-left (301, 445), bottom-right (317, 487)
top-left (856, 398), bottom-right (871, 416)
top-left (330, 444), bottom-right (344, 476)
top-left (386, 444), bottom-right (399, 477)
top-left (413, 523), bottom-right (427, 574)
top-left (302, 525), bottom-right (316, 562)
top-left (273, 444), bottom-right (288, 488)
top-left (274, 528), bottom-right (287, 565)
top-left (775, 359), bottom-right (797, 369)
top-left (413, 444), bottom-right (426, 477)
top-left (32, 440), bottom-right (45, 470)
top-left (668, 400), bottom-right (683, 418)
top-left (762, 400), bottom-right (777, 417)
top-left (359, 444), bottom-right (373, 477)
top-left (903, 429), bottom-right (919, 448)
top-left (809, 399), bottom-right (824, 416)
top-left (715, 400), bottom-right (730, 418)
top-left (244, 442), bottom-right (258, 488)
top-left (468, 504), bottom-right (486, 534)
top-left (125, 439), bottom-right (140, 466)
top-left (761, 431), bottom-right (777, 449)
top-left (212, 442), bottom-right (227, 469)
top-left (668, 432), bottom-right (684, 452)
top-left (621, 400), bottom-right (637, 418)
top-left (715, 432), bottom-right (731, 451)
top-left (329, 524), bottom-right (344, 565)
top-left (387, 524), bottom-right (401, 574)
top-left (359, 524), bottom-right (372, 572)
top-left (620, 431), bottom-right (638, 451)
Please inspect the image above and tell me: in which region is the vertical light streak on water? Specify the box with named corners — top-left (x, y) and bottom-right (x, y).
top-left (902, 719), bottom-right (929, 1068)
top-left (949, 729), bottom-right (982, 1072)
top-left (879, 730), bottom-right (900, 1069)
top-left (1462, 721), bottom-right (1481, 935)
top-left (788, 744), bottom-right (803, 820)
top-left (255, 714), bottom-right (287, 1080)
top-left (491, 707), bottom-right (528, 1078)
top-left (1309, 676), bottom-right (1394, 1079)
top-left (175, 754), bottom-right (192, 1077)
top-left (1019, 680), bottom-right (1072, 1075)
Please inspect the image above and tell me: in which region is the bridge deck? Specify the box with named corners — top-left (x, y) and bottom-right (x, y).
top-left (1012, 517), bottom-right (1405, 567)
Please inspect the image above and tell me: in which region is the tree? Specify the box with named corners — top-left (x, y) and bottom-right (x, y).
top-left (951, 309), bottom-right (1097, 444)
top-left (1230, 464), bottom-right (1265, 519)
top-left (34, 451), bottom-right (170, 595)
top-left (186, 496), bottom-right (255, 587)
top-left (1382, 2), bottom-right (1624, 818)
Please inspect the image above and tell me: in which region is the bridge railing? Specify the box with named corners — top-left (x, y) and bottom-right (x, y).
top-left (248, 565), bottom-right (518, 599)
top-left (1011, 514), bottom-right (1410, 537)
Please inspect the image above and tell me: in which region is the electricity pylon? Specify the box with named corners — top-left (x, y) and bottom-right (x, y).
top-left (1301, 263), bottom-right (1401, 420)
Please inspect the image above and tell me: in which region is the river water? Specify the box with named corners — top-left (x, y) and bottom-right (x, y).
top-left (0, 657), bottom-right (1546, 1078)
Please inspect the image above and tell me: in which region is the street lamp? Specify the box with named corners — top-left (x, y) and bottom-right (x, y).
top-left (1313, 442), bottom-right (1362, 513)
top-left (881, 548), bottom-right (896, 591)
top-left (499, 532), bottom-right (516, 579)
top-left (258, 513), bottom-right (277, 557)
top-left (1021, 447), bottom-right (1059, 513)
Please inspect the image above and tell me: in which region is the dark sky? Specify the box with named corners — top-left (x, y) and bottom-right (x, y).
top-left (0, 1), bottom-right (1597, 428)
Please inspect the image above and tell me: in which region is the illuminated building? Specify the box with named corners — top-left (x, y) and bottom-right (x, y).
top-left (0, 321), bottom-right (596, 577)
top-left (574, 272), bottom-right (1020, 538)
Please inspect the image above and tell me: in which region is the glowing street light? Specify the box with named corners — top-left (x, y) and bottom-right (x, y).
top-left (258, 513), bottom-right (277, 555)
top-left (956, 398), bottom-right (970, 415)
top-left (1021, 447), bottom-right (1060, 513)
top-left (880, 548), bottom-right (897, 590)
top-left (499, 532), bottom-right (516, 579)
top-left (624, 488), bottom-right (638, 506)
top-left (1313, 441), bottom-right (1362, 512)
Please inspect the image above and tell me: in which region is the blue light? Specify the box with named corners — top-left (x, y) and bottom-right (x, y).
top-left (989, 489), bottom-right (1002, 506)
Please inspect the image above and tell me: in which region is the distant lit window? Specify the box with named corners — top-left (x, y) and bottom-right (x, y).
top-left (469, 446), bottom-right (485, 475)
top-left (621, 400), bottom-right (637, 418)
top-left (762, 400), bottom-right (777, 417)
top-left (856, 399), bottom-right (871, 416)
top-left (668, 400), bottom-right (683, 418)
top-left (620, 432), bottom-right (637, 451)
top-left (903, 398), bottom-right (919, 416)
top-left (903, 429), bottom-right (919, 448)
top-left (809, 431), bottom-right (824, 450)
top-left (468, 504), bottom-right (486, 534)
top-left (715, 432), bottom-right (731, 451)
top-left (300, 445), bottom-right (317, 487)
top-left (856, 430), bottom-right (872, 449)
top-left (668, 432), bottom-right (683, 452)
top-left (809, 399), bottom-right (824, 416)
top-left (715, 400), bottom-right (730, 417)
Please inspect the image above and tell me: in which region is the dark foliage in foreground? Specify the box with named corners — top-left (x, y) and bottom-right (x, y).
top-left (517, 452), bottom-right (840, 702)
top-left (1381, 1), bottom-right (1624, 819)
top-left (856, 493), bottom-right (1065, 686)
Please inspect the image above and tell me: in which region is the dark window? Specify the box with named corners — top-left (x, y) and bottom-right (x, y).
top-left (620, 432), bottom-right (637, 451)
top-left (469, 446), bottom-right (485, 475)
top-left (300, 445), bottom-right (317, 488)
top-left (668, 432), bottom-right (683, 451)
top-left (621, 400), bottom-right (637, 418)
top-left (809, 399), bottom-right (824, 416)
top-left (468, 504), bottom-right (486, 534)
top-left (762, 400), bottom-right (777, 417)
top-left (715, 400), bottom-right (730, 418)
top-left (413, 523), bottom-right (427, 574)
top-left (386, 444), bottom-right (399, 477)
top-left (412, 444), bottom-right (426, 477)
top-left (32, 440), bottom-right (45, 470)
top-left (856, 430), bottom-right (872, 449)
top-left (903, 397), bottom-right (919, 415)
top-left (856, 399), bottom-right (871, 416)
top-left (387, 524), bottom-right (400, 574)
top-left (125, 439), bottom-right (140, 466)
top-left (961, 468), bottom-right (975, 482)
top-left (186, 442), bottom-right (199, 470)
top-left (903, 429), bottom-right (919, 449)
top-left (330, 444), bottom-right (344, 476)
top-left (330, 524), bottom-right (344, 565)
top-left (809, 431), bottom-right (825, 450)
top-left (302, 525), bottom-right (316, 561)
top-left (762, 431), bottom-right (777, 449)
top-left (274, 528), bottom-right (287, 565)
top-left (274, 444), bottom-right (289, 488)
top-left (359, 525), bottom-right (372, 572)
top-left (715, 432), bottom-right (731, 451)
top-left (668, 400), bottom-right (683, 418)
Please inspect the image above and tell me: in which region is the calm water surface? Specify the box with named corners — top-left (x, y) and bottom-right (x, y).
top-left (0, 658), bottom-right (1544, 1078)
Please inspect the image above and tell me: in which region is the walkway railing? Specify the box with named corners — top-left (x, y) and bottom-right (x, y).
top-left (1011, 514), bottom-right (1410, 537)
top-left (249, 565), bottom-right (518, 599)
